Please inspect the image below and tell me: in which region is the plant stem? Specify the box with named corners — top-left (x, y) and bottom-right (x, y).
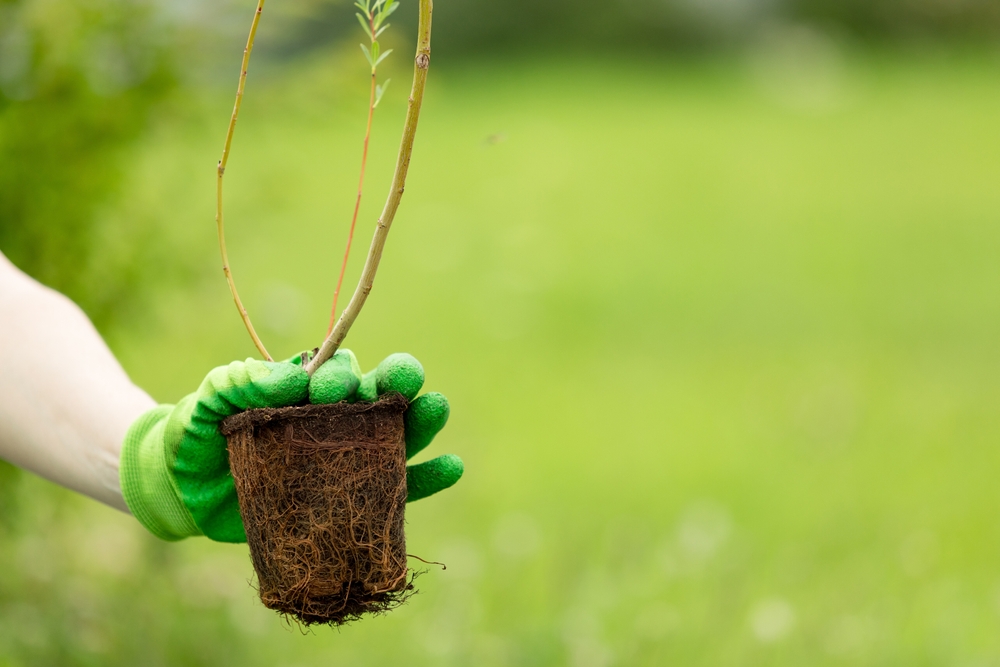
top-left (216, 0), bottom-right (272, 361)
top-left (305, 0), bottom-right (433, 376)
top-left (327, 17), bottom-right (380, 336)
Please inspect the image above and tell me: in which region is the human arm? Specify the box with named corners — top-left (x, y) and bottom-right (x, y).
top-left (0, 251), bottom-right (156, 511)
top-left (0, 250), bottom-right (462, 537)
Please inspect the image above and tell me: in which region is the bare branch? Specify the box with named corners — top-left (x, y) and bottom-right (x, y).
top-left (306, 0), bottom-right (433, 376)
top-left (216, 0), bottom-right (272, 361)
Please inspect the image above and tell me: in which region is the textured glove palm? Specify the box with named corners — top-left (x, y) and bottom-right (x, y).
top-left (120, 351), bottom-right (463, 542)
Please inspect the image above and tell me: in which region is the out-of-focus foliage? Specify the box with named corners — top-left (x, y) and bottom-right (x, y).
top-left (258, 0), bottom-right (1000, 58)
top-left (2, 50), bottom-right (995, 666)
top-left (0, 0), bottom-right (174, 327)
top-left (0, 0), bottom-right (998, 663)
top-left (790, 0), bottom-right (1000, 39)
top-left (0, 7), bottom-right (176, 658)
top-left (0, 467), bottom-right (272, 666)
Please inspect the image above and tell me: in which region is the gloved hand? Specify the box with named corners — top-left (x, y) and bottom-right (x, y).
top-left (120, 351), bottom-right (463, 543)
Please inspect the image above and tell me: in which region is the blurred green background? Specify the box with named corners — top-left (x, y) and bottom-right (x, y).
top-left (2, 0), bottom-right (1000, 664)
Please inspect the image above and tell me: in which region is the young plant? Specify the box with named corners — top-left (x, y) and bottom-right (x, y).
top-left (215, 0), bottom-right (433, 375)
top-left (202, 2), bottom-right (455, 627)
top-left (328, 0), bottom-right (399, 335)
top-left (307, 0), bottom-right (432, 375)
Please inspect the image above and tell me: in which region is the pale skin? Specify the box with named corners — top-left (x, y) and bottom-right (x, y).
top-left (0, 251), bottom-right (155, 512)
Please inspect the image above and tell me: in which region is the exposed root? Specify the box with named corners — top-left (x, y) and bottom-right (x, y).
top-left (223, 394), bottom-right (410, 626)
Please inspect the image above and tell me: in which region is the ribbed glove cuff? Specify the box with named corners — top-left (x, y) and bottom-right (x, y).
top-left (120, 405), bottom-right (202, 541)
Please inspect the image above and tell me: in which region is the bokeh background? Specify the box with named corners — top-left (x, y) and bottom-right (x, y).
top-left (2, 0), bottom-right (1000, 664)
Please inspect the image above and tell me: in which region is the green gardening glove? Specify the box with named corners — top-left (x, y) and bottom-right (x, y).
top-left (120, 352), bottom-right (463, 543)
top-left (309, 350), bottom-right (464, 503)
top-left (120, 359), bottom-right (309, 543)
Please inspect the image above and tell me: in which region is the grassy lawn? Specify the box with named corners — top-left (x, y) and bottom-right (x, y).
top-left (5, 48), bottom-right (1000, 665)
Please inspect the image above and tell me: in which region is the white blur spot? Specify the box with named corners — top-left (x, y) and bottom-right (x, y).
top-left (226, 596), bottom-right (272, 637)
top-left (493, 513), bottom-right (542, 559)
top-left (562, 608), bottom-right (614, 667)
top-left (748, 22), bottom-right (849, 112)
top-left (795, 376), bottom-right (859, 449)
top-left (750, 598), bottom-right (796, 643)
top-left (634, 601), bottom-right (680, 640)
top-left (77, 517), bottom-right (142, 576)
top-left (0, 18), bottom-right (34, 100)
top-left (900, 530), bottom-right (940, 577)
top-left (436, 539), bottom-right (483, 581)
top-left (259, 282), bottom-right (306, 336)
top-left (658, 546), bottom-right (680, 579)
top-left (677, 501), bottom-right (732, 561)
top-left (17, 537), bottom-right (55, 584)
top-left (677, 0), bottom-right (771, 29)
top-left (416, 585), bottom-right (483, 657)
top-left (174, 552), bottom-right (254, 607)
top-left (824, 614), bottom-right (870, 656)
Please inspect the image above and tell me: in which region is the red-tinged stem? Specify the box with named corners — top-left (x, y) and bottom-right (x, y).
top-left (305, 0), bottom-right (433, 376)
top-left (328, 17), bottom-right (379, 336)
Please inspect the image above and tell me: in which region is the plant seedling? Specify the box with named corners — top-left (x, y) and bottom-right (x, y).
top-left (215, 0), bottom-right (433, 370)
top-left (329, 0), bottom-right (399, 336)
top-left (210, 0), bottom-right (439, 626)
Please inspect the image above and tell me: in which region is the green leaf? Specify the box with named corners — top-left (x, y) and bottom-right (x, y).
top-left (354, 0), bottom-right (372, 19)
top-left (374, 48), bottom-right (393, 67)
top-left (374, 23), bottom-right (390, 39)
top-left (371, 41), bottom-right (380, 64)
top-left (374, 78), bottom-right (391, 108)
top-left (356, 12), bottom-right (371, 35)
top-left (359, 43), bottom-right (374, 67)
top-left (374, 1), bottom-right (398, 29)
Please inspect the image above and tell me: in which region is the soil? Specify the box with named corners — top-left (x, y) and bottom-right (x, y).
top-left (221, 393), bottom-right (411, 625)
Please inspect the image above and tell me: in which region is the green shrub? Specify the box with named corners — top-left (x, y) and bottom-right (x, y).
top-left (269, 0), bottom-right (1000, 57)
top-left (0, 0), bottom-right (173, 327)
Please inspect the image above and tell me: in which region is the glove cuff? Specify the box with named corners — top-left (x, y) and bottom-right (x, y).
top-left (120, 405), bottom-right (203, 541)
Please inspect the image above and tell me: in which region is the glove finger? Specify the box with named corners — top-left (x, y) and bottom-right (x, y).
top-left (404, 392), bottom-right (450, 459)
top-left (376, 353), bottom-right (424, 401)
top-left (171, 359), bottom-right (309, 543)
top-left (356, 368), bottom-right (378, 402)
top-left (170, 359), bottom-right (309, 448)
top-left (406, 454), bottom-right (464, 502)
top-left (247, 360), bottom-right (312, 408)
top-left (212, 359), bottom-right (311, 413)
top-left (309, 349), bottom-right (362, 404)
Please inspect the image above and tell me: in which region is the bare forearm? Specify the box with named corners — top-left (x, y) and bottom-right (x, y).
top-left (0, 252), bottom-right (155, 511)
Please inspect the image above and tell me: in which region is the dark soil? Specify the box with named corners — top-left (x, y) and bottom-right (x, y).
top-left (221, 394), bottom-right (411, 625)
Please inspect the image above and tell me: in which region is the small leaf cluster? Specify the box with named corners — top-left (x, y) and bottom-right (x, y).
top-left (355, 0), bottom-right (398, 106)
